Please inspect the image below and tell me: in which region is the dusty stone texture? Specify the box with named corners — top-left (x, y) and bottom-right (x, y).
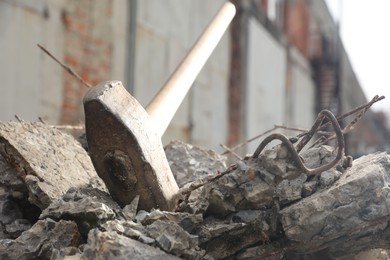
top-left (280, 152), bottom-right (390, 257)
top-left (99, 219), bottom-right (145, 240)
top-left (172, 142), bottom-right (358, 258)
top-left (299, 145), bottom-right (339, 169)
top-left (258, 143), bottom-right (302, 180)
top-left (146, 220), bottom-right (200, 257)
top-left (0, 192), bottom-right (39, 240)
top-left (4, 218), bottom-right (31, 239)
top-left (122, 195), bottom-right (139, 220)
top-left (235, 244), bottom-right (286, 260)
top-left (180, 158), bottom-right (276, 218)
top-left (198, 211), bottom-right (279, 259)
top-left (176, 143), bottom-right (350, 218)
top-left (61, 187), bottom-right (120, 212)
top-left (39, 187), bottom-right (121, 237)
top-left (354, 249), bottom-right (389, 260)
top-left (140, 209), bottom-right (203, 233)
top-left (97, 210), bottom-right (207, 259)
top-left (165, 140), bottom-right (227, 187)
top-left (31, 185), bottom-right (207, 259)
top-left (0, 152), bottom-right (26, 199)
top-left (80, 229), bottom-right (181, 260)
top-left (1, 126), bottom-right (390, 260)
top-left (275, 173), bottom-right (307, 205)
top-left (40, 196), bottom-right (116, 237)
top-left (0, 197), bottom-right (23, 226)
top-left (319, 169), bottom-right (342, 187)
top-left (0, 122), bottom-right (107, 210)
top-left (0, 218), bottom-right (81, 259)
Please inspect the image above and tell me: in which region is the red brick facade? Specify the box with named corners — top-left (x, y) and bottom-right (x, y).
top-left (60, 0), bottom-right (113, 124)
top-left (282, 0), bottom-right (310, 58)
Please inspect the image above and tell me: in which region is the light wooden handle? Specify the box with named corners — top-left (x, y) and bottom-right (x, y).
top-left (146, 2), bottom-right (236, 136)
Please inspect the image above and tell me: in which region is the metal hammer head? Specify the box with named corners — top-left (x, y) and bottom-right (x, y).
top-left (83, 81), bottom-right (179, 211)
top-left (83, 3), bottom-right (235, 211)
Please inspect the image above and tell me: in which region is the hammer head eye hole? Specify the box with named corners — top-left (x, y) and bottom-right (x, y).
top-left (104, 150), bottom-right (137, 191)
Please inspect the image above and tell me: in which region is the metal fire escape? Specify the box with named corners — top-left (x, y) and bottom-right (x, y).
top-left (311, 34), bottom-right (341, 115)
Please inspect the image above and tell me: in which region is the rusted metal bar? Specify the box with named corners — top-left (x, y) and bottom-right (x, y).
top-left (252, 110), bottom-right (345, 176)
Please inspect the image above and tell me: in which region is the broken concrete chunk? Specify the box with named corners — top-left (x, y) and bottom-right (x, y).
top-left (0, 196), bottom-right (23, 225)
top-left (141, 209), bottom-right (203, 233)
top-left (178, 157), bottom-right (279, 217)
top-left (1, 121), bottom-right (388, 260)
top-left (199, 221), bottom-right (246, 242)
top-left (40, 196), bottom-right (116, 236)
top-left (39, 187), bottom-right (120, 236)
top-left (145, 219), bottom-right (201, 257)
top-left (258, 144), bottom-right (302, 180)
top-left (99, 219), bottom-right (145, 240)
top-left (40, 196), bottom-right (115, 222)
top-left (236, 244), bottom-right (282, 259)
top-left (199, 215), bottom-right (273, 259)
top-left (81, 229), bottom-right (180, 260)
top-left (165, 140), bottom-right (227, 187)
top-left (0, 195), bottom-right (34, 239)
top-left (0, 122), bottom-right (107, 210)
top-left (24, 175), bottom-right (53, 210)
top-left (280, 152), bottom-right (390, 253)
top-left (302, 180), bottom-right (318, 197)
top-left (62, 187), bottom-right (120, 211)
top-left (51, 247), bottom-right (82, 260)
top-left (239, 175), bottom-right (274, 210)
top-left (319, 169), bottom-right (342, 187)
top-left (0, 153), bottom-right (27, 199)
top-left (230, 210), bottom-right (265, 223)
top-left (5, 218), bottom-right (31, 238)
top-left (275, 173), bottom-right (307, 205)
top-left (206, 182), bottom-right (240, 217)
top-left (177, 184), bottom-right (211, 215)
top-left (139, 235), bottom-right (155, 245)
top-left (133, 210), bottom-right (149, 224)
top-left (122, 195), bottom-right (140, 220)
top-left (300, 145), bottom-right (338, 169)
top-left (0, 218), bottom-right (81, 259)
top-left (198, 164), bottom-right (274, 217)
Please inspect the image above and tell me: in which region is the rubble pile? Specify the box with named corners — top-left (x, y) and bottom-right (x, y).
top-left (1, 122), bottom-right (390, 259)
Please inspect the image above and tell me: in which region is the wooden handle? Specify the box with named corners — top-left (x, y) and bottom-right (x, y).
top-left (146, 2), bottom-right (236, 136)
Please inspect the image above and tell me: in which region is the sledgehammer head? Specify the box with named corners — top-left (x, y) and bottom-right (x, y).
top-left (83, 81), bottom-right (179, 211)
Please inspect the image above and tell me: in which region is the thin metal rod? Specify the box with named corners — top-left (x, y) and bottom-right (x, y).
top-left (223, 95), bottom-right (385, 155)
top-left (146, 2), bottom-right (236, 136)
top-left (220, 144), bottom-right (242, 160)
top-left (252, 110), bottom-right (345, 176)
top-left (37, 44), bottom-right (91, 89)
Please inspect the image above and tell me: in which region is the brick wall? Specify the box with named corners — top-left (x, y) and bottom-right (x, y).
top-left (60, 0), bottom-right (113, 124)
top-left (283, 0), bottom-right (310, 58)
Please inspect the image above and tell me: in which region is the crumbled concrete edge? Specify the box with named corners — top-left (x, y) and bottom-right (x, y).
top-left (1, 123), bottom-right (390, 259)
top-left (0, 122), bottom-right (107, 210)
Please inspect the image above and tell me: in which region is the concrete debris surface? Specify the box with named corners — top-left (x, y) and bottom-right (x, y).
top-left (165, 140), bottom-right (227, 187)
top-left (1, 121), bottom-right (390, 259)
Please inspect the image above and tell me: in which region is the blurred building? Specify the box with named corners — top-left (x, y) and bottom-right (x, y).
top-left (0, 0), bottom-right (388, 157)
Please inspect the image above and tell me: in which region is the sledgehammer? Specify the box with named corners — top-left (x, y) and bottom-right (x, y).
top-left (83, 2), bottom-right (236, 211)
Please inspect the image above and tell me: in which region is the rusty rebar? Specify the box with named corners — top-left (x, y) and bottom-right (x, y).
top-left (222, 95), bottom-right (385, 156)
top-left (37, 44), bottom-right (92, 89)
top-left (296, 95), bottom-right (385, 139)
top-left (252, 110), bottom-right (344, 176)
